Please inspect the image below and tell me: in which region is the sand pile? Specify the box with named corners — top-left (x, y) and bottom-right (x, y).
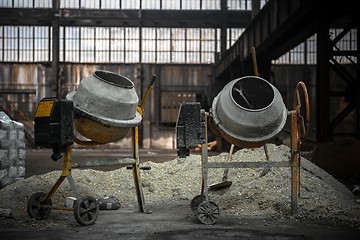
top-left (0, 144), bottom-right (359, 229)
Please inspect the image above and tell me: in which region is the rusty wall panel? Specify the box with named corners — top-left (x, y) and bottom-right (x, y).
top-left (0, 64), bottom-right (39, 88)
top-left (0, 64), bottom-right (42, 120)
top-left (153, 64), bottom-right (210, 86)
top-left (0, 63), bottom-right (212, 93)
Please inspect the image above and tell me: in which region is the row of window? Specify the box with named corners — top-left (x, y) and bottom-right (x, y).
top-left (272, 29), bottom-right (357, 65)
top-left (0, 26), bottom-right (242, 63)
top-left (0, 26), bottom-right (357, 64)
top-left (0, 0), bottom-right (265, 10)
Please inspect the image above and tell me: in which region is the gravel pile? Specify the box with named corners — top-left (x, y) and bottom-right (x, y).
top-left (0, 144), bottom-right (359, 229)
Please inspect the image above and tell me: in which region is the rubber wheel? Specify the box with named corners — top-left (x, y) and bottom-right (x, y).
top-left (73, 196), bottom-right (99, 226)
top-left (190, 195), bottom-right (204, 215)
top-left (197, 201), bottom-right (220, 225)
top-left (27, 192), bottom-right (52, 220)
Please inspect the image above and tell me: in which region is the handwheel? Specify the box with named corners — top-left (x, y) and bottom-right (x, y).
top-left (27, 192), bottom-right (52, 220)
top-left (190, 195), bottom-right (204, 215)
top-left (293, 81), bottom-right (310, 145)
top-left (197, 201), bottom-right (220, 225)
top-left (73, 196), bottom-right (99, 226)
top-left (292, 81), bottom-right (310, 200)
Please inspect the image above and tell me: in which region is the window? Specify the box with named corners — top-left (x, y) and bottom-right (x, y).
top-left (227, 28), bottom-right (244, 49)
top-left (186, 29), bottom-right (200, 63)
top-left (157, 28), bottom-right (171, 63)
top-left (124, 28), bottom-right (140, 63)
top-left (95, 27), bottom-right (110, 63)
top-left (201, 29), bottom-right (216, 63)
top-left (142, 28), bottom-right (157, 62)
top-left (332, 29), bottom-right (357, 64)
top-left (172, 28), bottom-right (186, 63)
top-left (63, 27), bottom-right (81, 62)
top-left (110, 28), bottom-right (125, 62)
top-left (1, 26), bottom-right (50, 62)
top-left (3, 26), bottom-right (18, 62)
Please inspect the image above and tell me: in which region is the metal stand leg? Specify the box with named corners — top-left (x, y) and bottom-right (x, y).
top-left (290, 110), bottom-right (300, 215)
top-left (44, 146), bottom-right (72, 201)
top-left (202, 117), bottom-right (209, 202)
top-left (131, 126), bottom-right (151, 214)
top-left (27, 145), bottom-right (100, 226)
top-left (196, 112), bottom-right (220, 225)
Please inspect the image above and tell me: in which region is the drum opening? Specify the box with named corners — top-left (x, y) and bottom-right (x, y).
top-left (94, 70), bottom-right (134, 89)
top-left (231, 77), bottom-right (274, 110)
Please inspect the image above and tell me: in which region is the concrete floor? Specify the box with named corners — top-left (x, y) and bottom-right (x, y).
top-left (1, 147), bottom-right (359, 240)
top-left (1, 202), bottom-right (360, 240)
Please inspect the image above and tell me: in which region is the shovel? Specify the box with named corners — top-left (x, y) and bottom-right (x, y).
top-left (209, 144), bottom-right (235, 191)
top-left (251, 47), bottom-right (271, 177)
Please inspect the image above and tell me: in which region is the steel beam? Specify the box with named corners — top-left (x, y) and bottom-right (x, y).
top-left (0, 8), bottom-right (251, 28)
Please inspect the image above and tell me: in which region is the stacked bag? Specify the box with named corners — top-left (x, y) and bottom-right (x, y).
top-left (0, 112), bottom-right (26, 189)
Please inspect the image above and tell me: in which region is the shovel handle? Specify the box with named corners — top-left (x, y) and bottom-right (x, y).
top-left (222, 144), bottom-right (235, 181)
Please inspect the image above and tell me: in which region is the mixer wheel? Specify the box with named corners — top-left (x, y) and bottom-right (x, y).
top-left (190, 195), bottom-right (205, 215)
top-left (27, 192), bottom-right (52, 220)
top-left (74, 196), bottom-right (99, 226)
top-left (197, 201), bottom-right (220, 225)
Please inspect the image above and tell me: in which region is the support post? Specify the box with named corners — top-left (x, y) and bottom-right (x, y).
top-left (131, 126), bottom-right (147, 213)
top-left (290, 110), bottom-right (299, 215)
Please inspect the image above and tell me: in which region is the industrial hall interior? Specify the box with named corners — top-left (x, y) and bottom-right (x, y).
top-left (0, 0), bottom-right (360, 239)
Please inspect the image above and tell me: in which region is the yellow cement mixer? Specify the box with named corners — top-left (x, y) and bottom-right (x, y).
top-left (27, 70), bottom-right (156, 226)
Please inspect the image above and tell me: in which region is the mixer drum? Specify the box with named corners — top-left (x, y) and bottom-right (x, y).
top-left (211, 76), bottom-right (287, 148)
top-left (66, 70), bottom-right (142, 143)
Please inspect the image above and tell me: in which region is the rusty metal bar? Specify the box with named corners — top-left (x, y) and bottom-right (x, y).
top-left (207, 161), bottom-right (292, 168)
top-left (290, 109), bottom-right (299, 215)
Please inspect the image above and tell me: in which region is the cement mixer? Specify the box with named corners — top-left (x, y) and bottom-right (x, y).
top-left (27, 70), bottom-right (156, 226)
top-left (176, 76), bottom-right (310, 225)
top-left (66, 70), bottom-right (143, 144)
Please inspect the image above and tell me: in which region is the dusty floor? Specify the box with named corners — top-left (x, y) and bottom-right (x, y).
top-left (1, 203), bottom-right (360, 240)
top-left (1, 147), bottom-right (360, 239)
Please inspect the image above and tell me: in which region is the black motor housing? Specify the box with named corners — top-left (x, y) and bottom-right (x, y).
top-left (34, 97), bottom-right (73, 160)
top-left (175, 102), bottom-right (205, 158)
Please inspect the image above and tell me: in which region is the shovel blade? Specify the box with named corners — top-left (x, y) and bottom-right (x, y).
top-left (209, 180), bottom-right (233, 191)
